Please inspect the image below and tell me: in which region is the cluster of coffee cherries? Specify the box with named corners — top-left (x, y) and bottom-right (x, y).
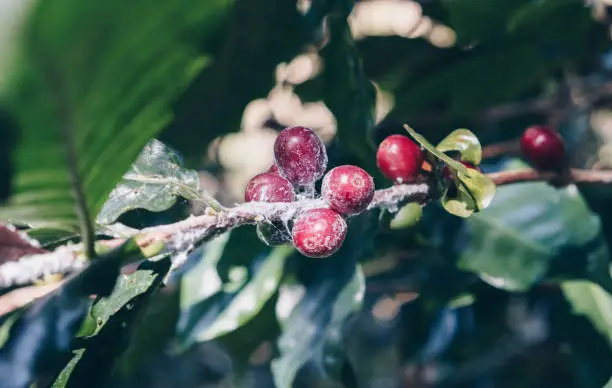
top-left (245, 126), bottom-right (376, 258)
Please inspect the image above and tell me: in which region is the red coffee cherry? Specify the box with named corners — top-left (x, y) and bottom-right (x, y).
top-left (244, 173), bottom-right (295, 202)
top-left (274, 126), bottom-right (328, 185)
top-left (292, 208), bottom-right (347, 258)
top-left (520, 125), bottom-right (566, 170)
top-left (376, 134), bottom-right (424, 184)
top-left (321, 165), bottom-right (375, 215)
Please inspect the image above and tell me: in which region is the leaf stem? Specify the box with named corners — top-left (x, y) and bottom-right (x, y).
top-left (42, 55), bottom-right (96, 259)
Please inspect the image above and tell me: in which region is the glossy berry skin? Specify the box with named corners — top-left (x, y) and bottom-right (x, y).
top-left (292, 208), bottom-right (347, 258)
top-left (244, 173), bottom-right (295, 202)
top-left (274, 126), bottom-right (328, 185)
top-left (520, 125), bottom-right (566, 170)
top-left (376, 134), bottom-right (423, 184)
top-left (321, 165), bottom-right (375, 215)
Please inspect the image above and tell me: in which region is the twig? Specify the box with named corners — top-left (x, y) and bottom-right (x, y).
top-left (0, 183), bottom-right (430, 290)
top-left (3, 167), bottom-right (612, 293)
top-left (487, 168), bottom-right (612, 186)
top-left (482, 140), bottom-right (520, 159)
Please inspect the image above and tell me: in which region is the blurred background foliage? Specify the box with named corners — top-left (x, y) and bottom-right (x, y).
top-left (2, 0), bottom-right (612, 387)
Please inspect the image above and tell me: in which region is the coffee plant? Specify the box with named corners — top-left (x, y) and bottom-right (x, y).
top-left (1, 0), bottom-right (612, 387)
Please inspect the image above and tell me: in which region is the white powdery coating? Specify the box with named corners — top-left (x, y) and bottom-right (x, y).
top-left (0, 246), bottom-right (86, 288)
top-left (321, 166), bottom-right (375, 215)
top-left (291, 209), bottom-right (347, 258)
top-left (274, 127), bottom-right (328, 185)
top-left (369, 182), bottom-right (430, 213)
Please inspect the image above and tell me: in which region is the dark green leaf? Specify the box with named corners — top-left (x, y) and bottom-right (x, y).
top-left (0, 239), bottom-right (133, 388)
top-left (271, 260), bottom-right (365, 388)
top-left (320, 10), bottom-right (377, 171)
top-left (0, 0), bottom-right (232, 232)
top-left (442, 0), bottom-right (524, 42)
top-left (52, 257), bottom-right (171, 388)
top-left (459, 161), bottom-right (609, 291)
top-left (178, 232), bottom-right (292, 348)
top-left (96, 139), bottom-right (202, 225)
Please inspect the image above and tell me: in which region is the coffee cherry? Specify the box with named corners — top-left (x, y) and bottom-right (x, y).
top-left (274, 126), bottom-right (328, 185)
top-left (520, 125), bottom-right (566, 170)
top-left (244, 173), bottom-right (295, 202)
top-left (257, 222), bottom-right (290, 246)
top-left (376, 134), bottom-right (423, 184)
top-left (292, 208), bottom-right (347, 258)
top-left (321, 165), bottom-right (375, 215)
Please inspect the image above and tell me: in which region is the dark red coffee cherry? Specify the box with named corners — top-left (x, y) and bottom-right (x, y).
top-left (321, 165), bottom-right (375, 215)
top-left (274, 126), bottom-right (328, 185)
top-left (520, 125), bottom-right (566, 171)
top-left (244, 173), bottom-right (295, 202)
top-left (376, 134), bottom-right (423, 184)
top-left (292, 208), bottom-right (347, 258)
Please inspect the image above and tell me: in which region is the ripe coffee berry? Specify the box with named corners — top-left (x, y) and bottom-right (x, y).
top-left (321, 165), bottom-right (375, 215)
top-left (244, 173), bottom-right (295, 202)
top-left (520, 125), bottom-right (566, 171)
top-left (292, 208), bottom-right (347, 258)
top-left (376, 134), bottom-right (423, 184)
top-left (274, 126), bottom-right (328, 185)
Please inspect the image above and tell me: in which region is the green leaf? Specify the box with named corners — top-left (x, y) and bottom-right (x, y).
top-left (562, 277), bottom-right (612, 348)
top-left (390, 202), bottom-right (423, 230)
top-left (0, 239), bottom-right (132, 387)
top-left (96, 139), bottom-right (201, 225)
top-left (458, 161), bottom-right (609, 291)
top-left (178, 230), bottom-right (292, 348)
top-left (0, 0), bottom-right (231, 233)
top-left (320, 9), bottom-right (377, 172)
top-left (436, 128), bottom-right (483, 165)
top-left (53, 257), bottom-right (171, 387)
top-left (271, 261), bottom-right (365, 388)
top-left (404, 125), bottom-right (495, 217)
top-left (442, 0), bottom-right (525, 42)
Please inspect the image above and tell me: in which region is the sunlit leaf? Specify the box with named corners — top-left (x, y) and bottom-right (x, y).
top-left (456, 167), bottom-right (496, 211)
top-left (178, 230), bottom-right (292, 348)
top-left (390, 202), bottom-right (423, 230)
top-left (0, 0), bottom-right (231, 232)
top-left (458, 161), bottom-right (609, 291)
top-left (404, 125), bottom-right (495, 217)
top-left (97, 139), bottom-right (201, 225)
top-left (271, 261), bottom-right (365, 388)
top-left (436, 128), bottom-right (482, 165)
top-left (562, 276), bottom-right (612, 347)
